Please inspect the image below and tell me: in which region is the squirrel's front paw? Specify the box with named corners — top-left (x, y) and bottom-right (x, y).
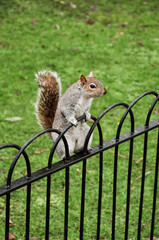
top-left (85, 112), bottom-right (94, 123)
top-left (70, 118), bottom-right (78, 127)
top-left (85, 111), bottom-right (91, 121)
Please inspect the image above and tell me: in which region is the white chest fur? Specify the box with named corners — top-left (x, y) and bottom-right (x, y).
top-left (75, 96), bottom-right (93, 118)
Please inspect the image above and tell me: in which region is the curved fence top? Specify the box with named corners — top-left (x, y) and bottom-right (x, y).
top-left (0, 91), bottom-right (158, 188)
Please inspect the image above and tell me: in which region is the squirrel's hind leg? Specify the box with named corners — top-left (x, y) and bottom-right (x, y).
top-left (51, 132), bottom-right (75, 159)
top-left (74, 123), bottom-right (93, 153)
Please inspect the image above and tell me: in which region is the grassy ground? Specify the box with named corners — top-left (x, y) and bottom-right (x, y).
top-left (0, 0), bottom-right (159, 239)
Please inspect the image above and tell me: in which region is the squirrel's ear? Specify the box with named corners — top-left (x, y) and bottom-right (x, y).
top-left (80, 75), bottom-right (87, 85)
top-left (89, 72), bottom-right (94, 77)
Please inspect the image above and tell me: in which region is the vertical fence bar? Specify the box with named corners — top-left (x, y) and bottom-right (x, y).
top-left (124, 138), bottom-right (134, 240)
top-left (80, 159), bottom-right (87, 240)
top-left (25, 184), bottom-right (31, 240)
top-left (112, 145), bottom-right (119, 240)
top-left (96, 152), bottom-right (103, 240)
top-left (64, 167), bottom-right (69, 240)
top-left (5, 193), bottom-right (10, 240)
top-left (150, 129), bottom-right (159, 239)
top-left (45, 175), bottom-right (51, 240)
top-left (137, 132), bottom-right (148, 240)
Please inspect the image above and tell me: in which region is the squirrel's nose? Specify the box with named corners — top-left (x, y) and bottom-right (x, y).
top-left (103, 88), bottom-right (107, 95)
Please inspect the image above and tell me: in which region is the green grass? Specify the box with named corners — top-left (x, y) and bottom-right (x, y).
top-left (0, 0), bottom-right (159, 239)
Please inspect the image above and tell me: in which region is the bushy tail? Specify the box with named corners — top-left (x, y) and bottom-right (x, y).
top-left (34, 71), bottom-right (61, 135)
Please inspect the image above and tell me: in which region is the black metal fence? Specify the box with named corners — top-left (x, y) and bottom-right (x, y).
top-left (0, 91), bottom-right (159, 240)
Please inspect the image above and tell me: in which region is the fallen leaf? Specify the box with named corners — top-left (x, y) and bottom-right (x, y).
top-left (85, 19), bottom-right (96, 25)
top-left (70, 2), bottom-right (77, 8)
top-left (135, 157), bottom-right (143, 164)
top-left (32, 19), bottom-right (38, 25)
top-left (147, 237), bottom-right (159, 240)
top-left (121, 22), bottom-right (128, 27)
top-left (137, 42), bottom-right (143, 47)
top-left (5, 117), bottom-right (23, 121)
top-left (59, 1), bottom-right (65, 4)
top-left (119, 31), bottom-right (124, 35)
top-left (34, 148), bottom-right (50, 154)
top-left (153, 38), bottom-right (159, 41)
top-left (135, 171), bottom-right (151, 181)
top-left (55, 24), bottom-right (60, 29)
top-left (154, 108), bottom-right (159, 114)
top-left (0, 156), bottom-right (14, 160)
top-left (114, 31), bottom-right (124, 38)
top-left (9, 219), bottom-right (15, 227)
top-left (108, 149), bottom-right (127, 159)
top-left (9, 232), bottom-right (16, 239)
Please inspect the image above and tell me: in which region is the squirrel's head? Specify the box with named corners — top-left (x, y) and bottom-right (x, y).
top-left (79, 72), bottom-right (107, 98)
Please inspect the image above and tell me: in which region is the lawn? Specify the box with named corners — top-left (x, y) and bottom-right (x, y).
top-left (0, 0), bottom-right (159, 239)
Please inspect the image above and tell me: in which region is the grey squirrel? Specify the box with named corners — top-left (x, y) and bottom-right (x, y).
top-left (34, 70), bottom-right (107, 159)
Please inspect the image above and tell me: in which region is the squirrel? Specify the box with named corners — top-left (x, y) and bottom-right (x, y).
top-left (34, 70), bottom-right (107, 159)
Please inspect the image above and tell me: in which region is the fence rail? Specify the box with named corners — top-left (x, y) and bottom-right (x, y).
top-left (0, 91), bottom-right (159, 240)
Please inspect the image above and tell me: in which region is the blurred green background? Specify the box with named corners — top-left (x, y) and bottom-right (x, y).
top-left (0, 1), bottom-right (159, 239)
top-left (0, 0), bottom-right (159, 145)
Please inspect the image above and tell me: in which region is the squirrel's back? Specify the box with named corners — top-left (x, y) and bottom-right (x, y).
top-left (34, 70), bottom-right (61, 131)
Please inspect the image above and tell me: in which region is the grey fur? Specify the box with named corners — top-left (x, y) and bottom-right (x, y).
top-left (52, 81), bottom-right (93, 158)
top-left (35, 71), bottom-right (106, 159)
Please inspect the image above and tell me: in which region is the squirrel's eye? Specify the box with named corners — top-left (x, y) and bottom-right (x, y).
top-left (90, 83), bottom-right (96, 89)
